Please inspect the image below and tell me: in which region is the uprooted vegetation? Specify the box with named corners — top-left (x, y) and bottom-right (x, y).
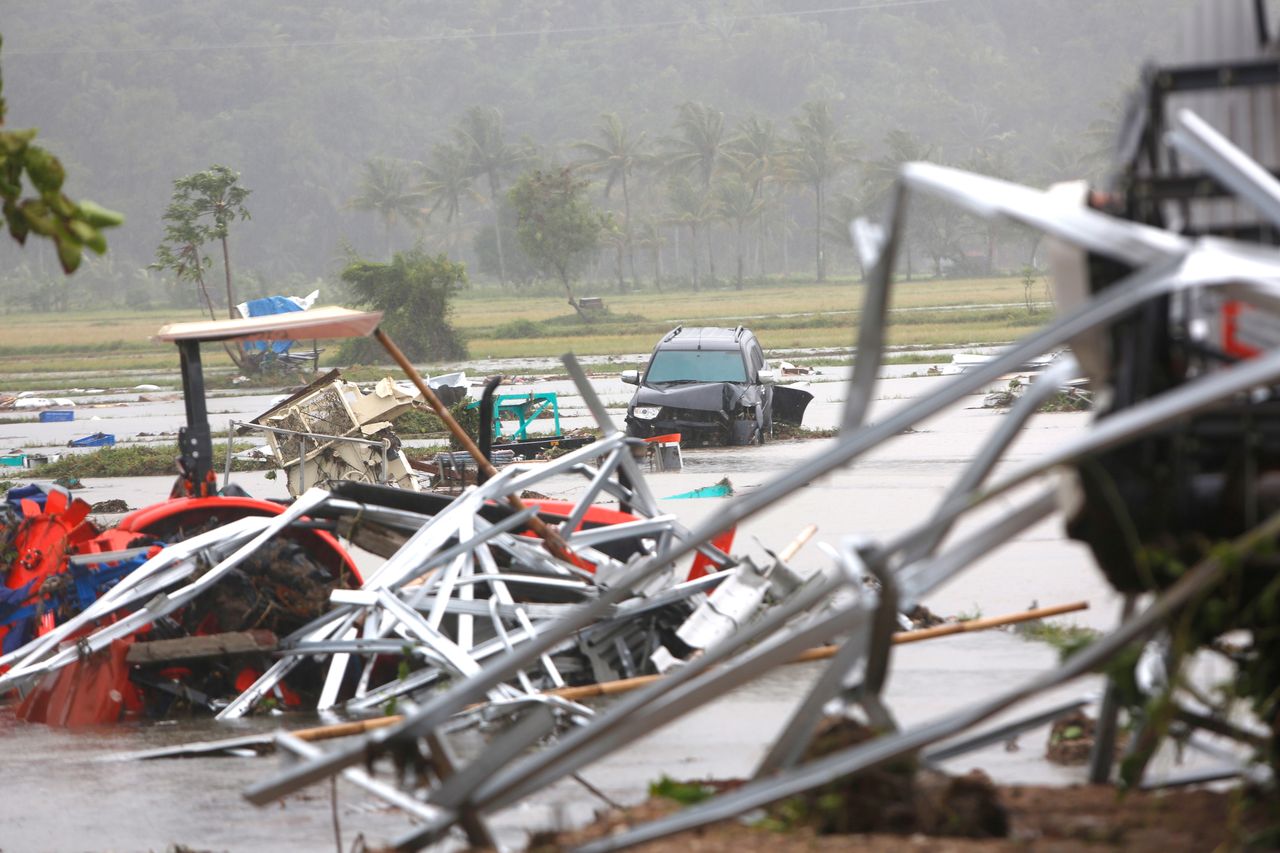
top-left (33, 443), bottom-right (271, 479)
top-left (983, 378), bottom-right (1092, 412)
top-left (762, 719), bottom-right (1008, 838)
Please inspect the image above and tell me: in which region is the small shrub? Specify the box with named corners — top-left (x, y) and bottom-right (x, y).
top-left (393, 406), bottom-right (446, 435)
top-left (648, 775), bottom-right (715, 805)
top-left (493, 318), bottom-right (544, 339)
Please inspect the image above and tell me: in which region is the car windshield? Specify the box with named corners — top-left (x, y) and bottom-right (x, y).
top-left (646, 349), bottom-right (747, 383)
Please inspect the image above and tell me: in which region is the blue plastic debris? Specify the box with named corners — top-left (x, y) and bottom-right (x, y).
top-left (663, 479), bottom-right (734, 500)
top-left (67, 432), bottom-right (115, 448)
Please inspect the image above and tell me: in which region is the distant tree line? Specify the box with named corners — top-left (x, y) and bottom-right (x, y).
top-left (346, 97), bottom-right (1107, 298)
top-left (0, 0), bottom-right (1181, 311)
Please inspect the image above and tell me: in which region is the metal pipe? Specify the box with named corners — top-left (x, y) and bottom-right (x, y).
top-left (577, 509), bottom-right (1280, 852)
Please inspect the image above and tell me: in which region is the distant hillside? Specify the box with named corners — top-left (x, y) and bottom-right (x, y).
top-left (0, 0), bottom-right (1183, 307)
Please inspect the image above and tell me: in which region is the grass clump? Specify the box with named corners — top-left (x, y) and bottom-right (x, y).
top-left (1038, 389), bottom-right (1092, 412)
top-left (648, 775), bottom-right (715, 806)
top-left (1017, 620), bottom-right (1100, 659)
top-left (393, 406), bottom-right (447, 436)
top-left (771, 424), bottom-right (839, 440)
top-left (489, 311), bottom-right (656, 341)
top-left (36, 443), bottom-right (271, 478)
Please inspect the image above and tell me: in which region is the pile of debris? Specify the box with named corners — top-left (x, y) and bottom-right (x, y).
top-left (7, 20), bottom-right (1280, 847)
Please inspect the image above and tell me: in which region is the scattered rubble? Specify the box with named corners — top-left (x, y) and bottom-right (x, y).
top-left (6, 52), bottom-right (1280, 851)
top-left (773, 719), bottom-right (1007, 838)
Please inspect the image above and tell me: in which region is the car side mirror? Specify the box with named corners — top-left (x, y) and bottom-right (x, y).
top-left (621, 369), bottom-right (640, 385)
top-left (757, 369), bottom-right (777, 385)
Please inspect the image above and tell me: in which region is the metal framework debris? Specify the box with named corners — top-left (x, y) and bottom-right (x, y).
top-left (225, 102), bottom-right (1280, 850)
top-left (8, 8), bottom-right (1280, 844)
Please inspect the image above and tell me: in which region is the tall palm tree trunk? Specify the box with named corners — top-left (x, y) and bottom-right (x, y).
top-left (622, 172), bottom-right (638, 287)
top-left (688, 223), bottom-right (701, 290)
top-left (814, 181), bottom-right (826, 282)
top-left (735, 222), bottom-right (745, 290)
top-left (488, 171), bottom-right (508, 285)
top-left (706, 225), bottom-right (717, 284)
top-left (673, 227), bottom-right (680, 282)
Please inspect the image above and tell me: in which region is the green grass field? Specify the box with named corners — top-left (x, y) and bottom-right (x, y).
top-left (0, 275), bottom-right (1051, 388)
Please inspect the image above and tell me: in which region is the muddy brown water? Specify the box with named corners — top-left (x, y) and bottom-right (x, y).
top-left (0, 368), bottom-right (1231, 851)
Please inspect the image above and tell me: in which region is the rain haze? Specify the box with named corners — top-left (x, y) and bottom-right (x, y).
top-left (0, 0), bottom-right (1180, 303)
top-left (10, 3), bottom-right (1279, 853)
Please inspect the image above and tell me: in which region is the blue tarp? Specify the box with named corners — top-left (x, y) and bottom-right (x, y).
top-left (5, 483), bottom-right (45, 516)
top-left (243, 296), bottom-right (305, 353)
top-left (0, 551), bottom-right (155, 653)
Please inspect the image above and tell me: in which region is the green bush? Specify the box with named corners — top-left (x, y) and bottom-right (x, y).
top-left (338, 251), bottom-right (468, 363)
top-left (393, 406), bottom-right (446, 435)
top-left (493, 318), bottom-right (544, 339)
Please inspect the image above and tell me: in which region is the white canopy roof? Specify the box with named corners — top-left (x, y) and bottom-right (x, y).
top-left (154, 306), bottom-right (383, 343)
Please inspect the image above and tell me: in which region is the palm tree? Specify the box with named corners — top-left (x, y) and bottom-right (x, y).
top-left (663, 101), bottom-right (727, 188)
top-left (714, 174), bottom-right (765, 290)
top-left (420, 141), bottom-right (480, 254)
top-left (635, 219), bottom-right (666, 291)
top-left (725, 115), bottom-right (785, 201)
top-left (784, 100), bottom-right (858, 282)
top-left (864, 130), bottom-right (936, 280)
top-left (599, 213), bottom-right (627, 292)
top-left (573, 113), bottom-right (649, 287)
top-left (821, 189), bottom-right (867, 280)
top-left (349, 158), bottom-right (425, 259)
top-left (454, 106), bottom-right (525, 285)
top-left (725, 115), bottom-right (786, 279)
top-left (665, 175), bottom-right (716, 290)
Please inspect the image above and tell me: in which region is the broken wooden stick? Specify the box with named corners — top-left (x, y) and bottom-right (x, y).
top-left (374, 328), bottom-right (573, 561)
top-left (288, 600), bottom-right (1089, 741)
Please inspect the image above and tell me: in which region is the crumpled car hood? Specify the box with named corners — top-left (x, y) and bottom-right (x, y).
top-left (633, 381), bottom-right (759, 412)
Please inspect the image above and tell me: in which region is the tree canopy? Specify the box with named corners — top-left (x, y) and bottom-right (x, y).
top-left (510, 168), bottom-right (602, 317)
top-left (340, 250), bottom-right (468, 363)
top-left (153, 165), bottom-right (250, 318)
top-left (0, 2), bottom-right (1188, 304)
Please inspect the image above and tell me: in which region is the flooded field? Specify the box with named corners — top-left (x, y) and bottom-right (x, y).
top-left (0, 360), bottom-right (1156, 852)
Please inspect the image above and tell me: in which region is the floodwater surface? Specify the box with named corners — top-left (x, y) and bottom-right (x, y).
top-left (0, 365), bottom-right (1207, 852)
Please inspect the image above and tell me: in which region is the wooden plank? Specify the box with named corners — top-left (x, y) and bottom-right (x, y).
top-left (126, 630), bottom-right (278, 664)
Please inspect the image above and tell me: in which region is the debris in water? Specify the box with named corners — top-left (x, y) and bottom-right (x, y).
top-left (664, 478), bottom-right (733, 499)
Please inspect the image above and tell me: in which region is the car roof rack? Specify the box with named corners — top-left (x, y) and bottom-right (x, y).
top-left (661, 325), bottom-right (683, 343)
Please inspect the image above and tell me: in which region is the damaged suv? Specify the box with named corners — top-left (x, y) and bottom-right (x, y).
top-left (622, 325), bottom-right (811, 445)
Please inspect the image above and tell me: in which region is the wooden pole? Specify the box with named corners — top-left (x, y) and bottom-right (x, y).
top-left (791, 599), bottom-right (1090, 663)
top-left (373, 328), bottom-right (572, 561)
top-left (288, 600), bottom-right (1089, 742)
top-left (779, 523), bottom-right (818, 562)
